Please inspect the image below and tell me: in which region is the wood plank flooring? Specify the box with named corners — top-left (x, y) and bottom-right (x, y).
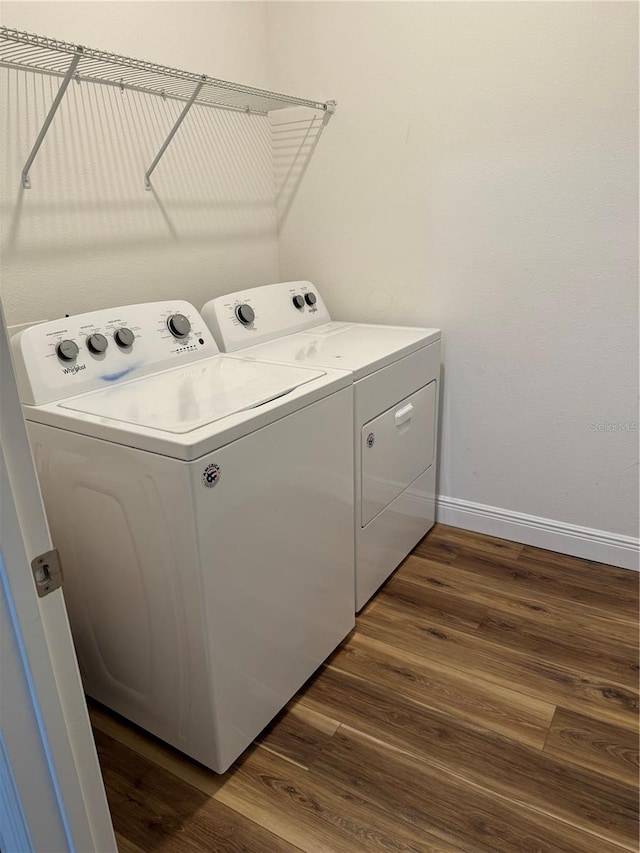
top-left (89, 524), bottom-right (639, 853)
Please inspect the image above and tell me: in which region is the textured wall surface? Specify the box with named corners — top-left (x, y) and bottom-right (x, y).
top-left (267, 1), bottom-right (639, 538)
top-left (0, 2), bottom-right (637, 543)
top-left (0, 2), bottom-right (279, 325)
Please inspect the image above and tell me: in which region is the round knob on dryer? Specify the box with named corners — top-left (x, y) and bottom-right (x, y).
top-left (114, 327), bottom-right (135, 348)
top-left (235, 304), bottom-right (255, 325)
top-left (304, 292), bottom-right (317, 307)
top-left (167, 313), bottom-right (191, 338)
top-left (86, 333), bottom-right (108, 354)
top-left (56, 339), bottom-right (79, 362)
top-left (292, 295), bottom-right (305, 310)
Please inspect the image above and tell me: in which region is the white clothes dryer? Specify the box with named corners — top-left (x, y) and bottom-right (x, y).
top-left (202, 282), bottom-right (441, 611)
top-left (11, 300), bottom-right (355, 773)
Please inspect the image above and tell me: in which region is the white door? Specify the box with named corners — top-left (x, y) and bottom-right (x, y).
top-left (0, 302), bottom-right (115, 853)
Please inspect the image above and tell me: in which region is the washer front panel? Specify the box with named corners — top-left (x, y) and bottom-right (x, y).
top-left (27, 384), bottom-right (356, 774)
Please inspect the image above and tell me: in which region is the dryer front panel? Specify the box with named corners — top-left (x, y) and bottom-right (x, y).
top-left (361, 381), bottom-right (436, 527)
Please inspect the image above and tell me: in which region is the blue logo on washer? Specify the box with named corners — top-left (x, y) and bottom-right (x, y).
top-left (202, 463), bottom-right (221, 487)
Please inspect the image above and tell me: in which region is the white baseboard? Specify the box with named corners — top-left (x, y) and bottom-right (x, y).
top-left (436, 496), bottom-right (639, 572)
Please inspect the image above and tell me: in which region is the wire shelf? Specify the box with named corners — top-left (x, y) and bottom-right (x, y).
top-left (0, 26), bottom-right (330, 113)
top-left (0, 26), bottom-right (335, 189)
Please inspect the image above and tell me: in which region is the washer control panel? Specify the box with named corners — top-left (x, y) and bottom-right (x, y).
top-left (201, 281), bottom-right (331, 353)
top-left (11, 300), bottom-right (219, 406)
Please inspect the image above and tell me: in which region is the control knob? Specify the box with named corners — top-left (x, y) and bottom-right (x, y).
top-left (56, 339), bottom-right (79, 362)
top-left (304, 292), bottom-right (317, 307)
top-left (235, 304), bottom-right (255, 325)
top-left (292, 295), bottom-right (305, 310)
top-left (167, 313), bottom-right (191, 338)
top-left (86, 333), bottom-right (108, 354)
top-left (114, 327), bottom-right (135, 348)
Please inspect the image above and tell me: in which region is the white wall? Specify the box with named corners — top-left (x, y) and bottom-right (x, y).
top-left (1, 2), bottom-right (637, 559)
top-left (267, 1), bottom-right (639, 545)
top-left (0, 1), bottom-right (279, 324)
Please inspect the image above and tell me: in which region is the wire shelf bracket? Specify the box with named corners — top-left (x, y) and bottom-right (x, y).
top-left (144, 76), bottom-right (205, 191)
top-left (0, 26), bottom-right (336, 191)
top-left (21, 45), bottom-right (82, 188)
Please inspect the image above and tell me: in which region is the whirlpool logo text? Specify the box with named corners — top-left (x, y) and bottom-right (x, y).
top-left (62, 363), bottom-right (87, 375)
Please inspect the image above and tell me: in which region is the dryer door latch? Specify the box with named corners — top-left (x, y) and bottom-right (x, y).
top-left (31, 548), bottom-right (63, 597)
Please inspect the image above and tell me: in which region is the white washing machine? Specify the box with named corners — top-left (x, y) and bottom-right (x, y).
top-left (11, 300), bottom-right (355, 773)
top-left (202, 282), bottom-right (441, 611)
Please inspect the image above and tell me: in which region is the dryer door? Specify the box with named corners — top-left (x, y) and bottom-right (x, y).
top-left (361, 381), bottom-right (436, 527)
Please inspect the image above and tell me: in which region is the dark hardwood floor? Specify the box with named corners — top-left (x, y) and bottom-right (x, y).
top-left (89, 524), bottom-right (639, 852)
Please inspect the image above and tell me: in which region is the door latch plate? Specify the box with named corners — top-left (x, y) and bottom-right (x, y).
top-left (31, 549), bottom-right (63, 597)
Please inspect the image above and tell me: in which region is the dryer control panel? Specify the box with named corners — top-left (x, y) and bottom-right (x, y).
top-left (201, 281), bottom-right (331, 353)
top-left (11, 301), bottom-right (219, 406)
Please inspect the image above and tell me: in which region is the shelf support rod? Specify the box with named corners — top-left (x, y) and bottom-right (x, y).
top-left (21, 46), bottom-right (83, 189)
top-left (144, 75), bottom-right (206, 191)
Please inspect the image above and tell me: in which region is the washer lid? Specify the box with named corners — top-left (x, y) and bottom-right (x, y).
top-left (59, 355), bottom-right (326, 434)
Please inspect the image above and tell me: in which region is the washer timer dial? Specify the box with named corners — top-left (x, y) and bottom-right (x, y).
top-left (86, 333), bottom-right (108, 354)
top-left (56, 339), bottom-right (79, 362)
top-left (235, 304), bottom-right (255, 326)
top-left (114, 327), bottom-right (135, 348)
top-left (167, 313), bottom-right (191, 338)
